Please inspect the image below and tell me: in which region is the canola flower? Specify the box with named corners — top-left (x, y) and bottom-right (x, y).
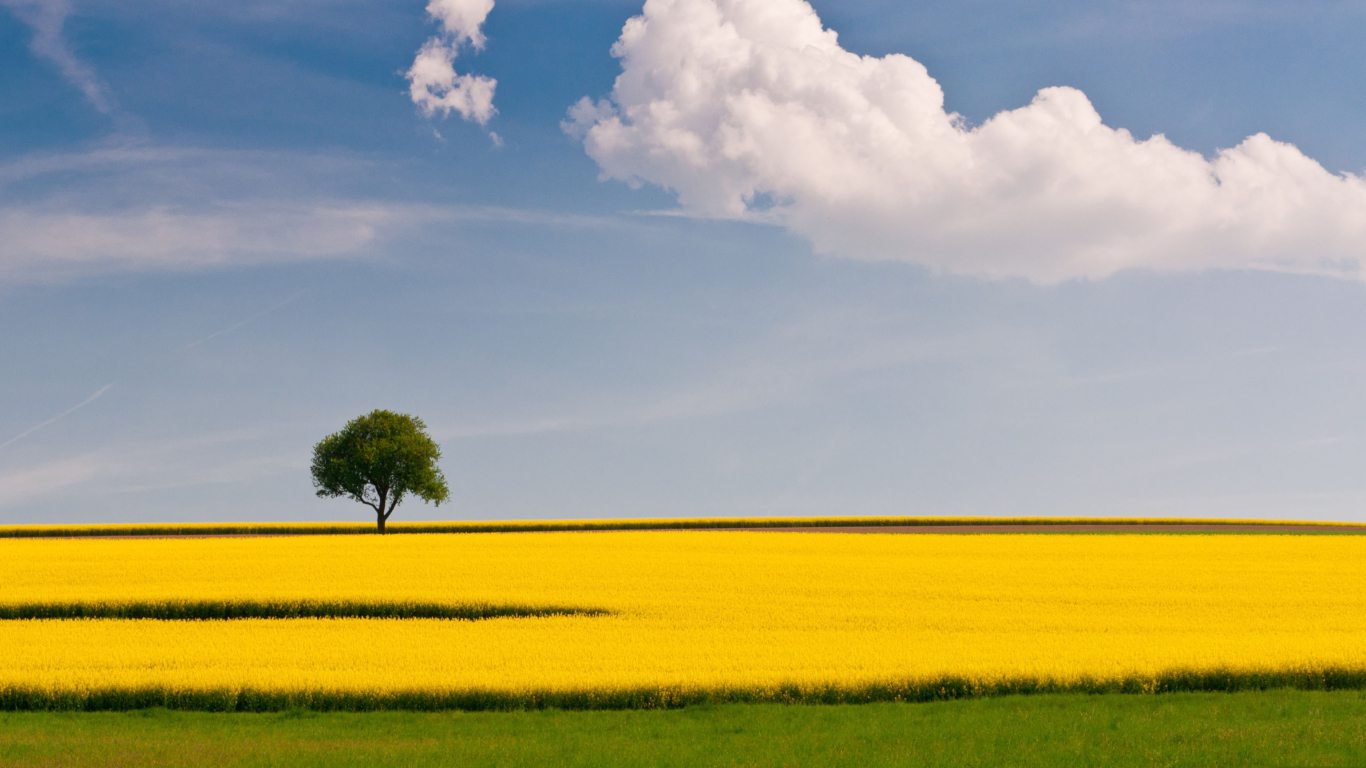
top-left (1, 531), bottom-right (1365, 710)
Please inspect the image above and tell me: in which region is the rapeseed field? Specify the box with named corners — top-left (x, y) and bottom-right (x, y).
top-left (2, 531), bottom-right (1364, 710)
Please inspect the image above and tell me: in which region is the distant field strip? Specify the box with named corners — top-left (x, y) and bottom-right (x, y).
top-left (3, 532), bottom-right (1366, 710)
top-left (0, 600), bottom-right (607, 621)
top-left (1, 516), bottom-right (1362, 538)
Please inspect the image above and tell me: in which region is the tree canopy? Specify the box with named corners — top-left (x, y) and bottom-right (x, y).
top-left (310, 410), bottom-right (449, 533)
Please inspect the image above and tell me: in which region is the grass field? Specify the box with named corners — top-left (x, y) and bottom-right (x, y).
top-left (3, 530), bottom-right (1366, 709)
top-left (3, 690), bottom-right (1365, 767)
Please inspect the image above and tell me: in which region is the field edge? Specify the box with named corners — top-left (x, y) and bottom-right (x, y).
top-left (3, 516), bottom-right (1363, 538)
top-left (7, 666), bottom-right (1366, 712)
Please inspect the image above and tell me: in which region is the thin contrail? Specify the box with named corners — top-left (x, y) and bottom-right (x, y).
top-left (0, 382), bottom-right (116, 450)
top-left (180, 290), bottom-right (308, 351)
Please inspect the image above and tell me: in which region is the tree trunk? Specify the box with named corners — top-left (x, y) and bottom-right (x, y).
top-left (377, 511), bottom-right (386, 534)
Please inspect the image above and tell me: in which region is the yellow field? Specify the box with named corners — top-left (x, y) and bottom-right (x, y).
top-left (2, 531), bottom-right (1365, 709)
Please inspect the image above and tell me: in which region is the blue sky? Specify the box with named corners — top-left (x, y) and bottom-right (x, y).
top-left (2, 0), bottom-right (1365, 524)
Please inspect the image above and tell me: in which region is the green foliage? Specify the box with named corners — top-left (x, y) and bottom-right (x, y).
top-left (6, 668), bottom-right (1366, 712)
top-left (4, 691), bottom-right (1366, 767)
top-left (0, 600), bottom-right (607, 621)
top-left (311, 410), bottom-right (449, 532)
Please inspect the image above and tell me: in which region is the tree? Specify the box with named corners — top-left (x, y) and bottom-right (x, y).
top-left (311, 410), bottom-right (450, 534)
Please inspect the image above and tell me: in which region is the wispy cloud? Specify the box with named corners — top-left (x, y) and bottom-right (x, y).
top-left (179, 290), bottom-right (310, 351)
top-left (0, 425), bottom-right (309, 510)
top-left (435, 325), bottom-right (1012, 439)
top-left (1049, 1), bottom-right (1365, 45)
top-left (0, 144), bottom-right (379, 191)
top-left (0, 199), bottom-right (646, 282)
top-left (1, 0), bottom-right (117, 115)
top-left (0, 144), bottom-right (644, 282)
top-left (0, 203), bottom-right (403, 282)
top-left (0, 382), bottom-right (115, 450)
top-left (0, 452), bottom-right (120, 507)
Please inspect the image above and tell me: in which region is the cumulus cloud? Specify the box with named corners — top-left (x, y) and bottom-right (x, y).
top-left (566, 0), bottom-right (1366, 283)
top-left (406, 0), bottom-right (497, 126)
top-left (2, 0), bottom-right (115, 114)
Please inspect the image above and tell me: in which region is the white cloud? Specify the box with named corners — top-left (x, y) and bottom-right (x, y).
top-left (0, 203), bottom-right (402, 281)
top-left (425, 0), bottom-right (494, 49)
top-left (0, 144), bottom-right (644, 282)
top-left (0, 452), bottom-right (120, 508)
top-left (0, 146), bottom-right (397, 280)
top-left (2, 0), bottom-right (115, 114)
top-left (407, 0), bottom-right (498, 126)
top-left (566, 0), bottom-right (1366, 283)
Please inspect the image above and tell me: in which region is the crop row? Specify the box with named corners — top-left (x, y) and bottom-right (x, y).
top-left (6, 667), bottom-right (1366, 711)
top-left (0, 600), bottom-right (607, 621)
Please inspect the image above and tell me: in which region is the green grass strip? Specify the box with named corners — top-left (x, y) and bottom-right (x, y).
top-left (0, 600), bottom-right (608, 621)
top-left (5, 691), bottom-right (1366, 768)
top-left (4, 667), bottom-right (1366, 712)
top-left (2, 516), bottom-right (1362, 538)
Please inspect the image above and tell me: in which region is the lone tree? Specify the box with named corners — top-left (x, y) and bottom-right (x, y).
top-left (311, 410), bottom-right (450, 533)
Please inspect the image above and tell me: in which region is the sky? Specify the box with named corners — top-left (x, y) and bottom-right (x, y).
top-left (2, 0), bottom-right (1366, 525)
